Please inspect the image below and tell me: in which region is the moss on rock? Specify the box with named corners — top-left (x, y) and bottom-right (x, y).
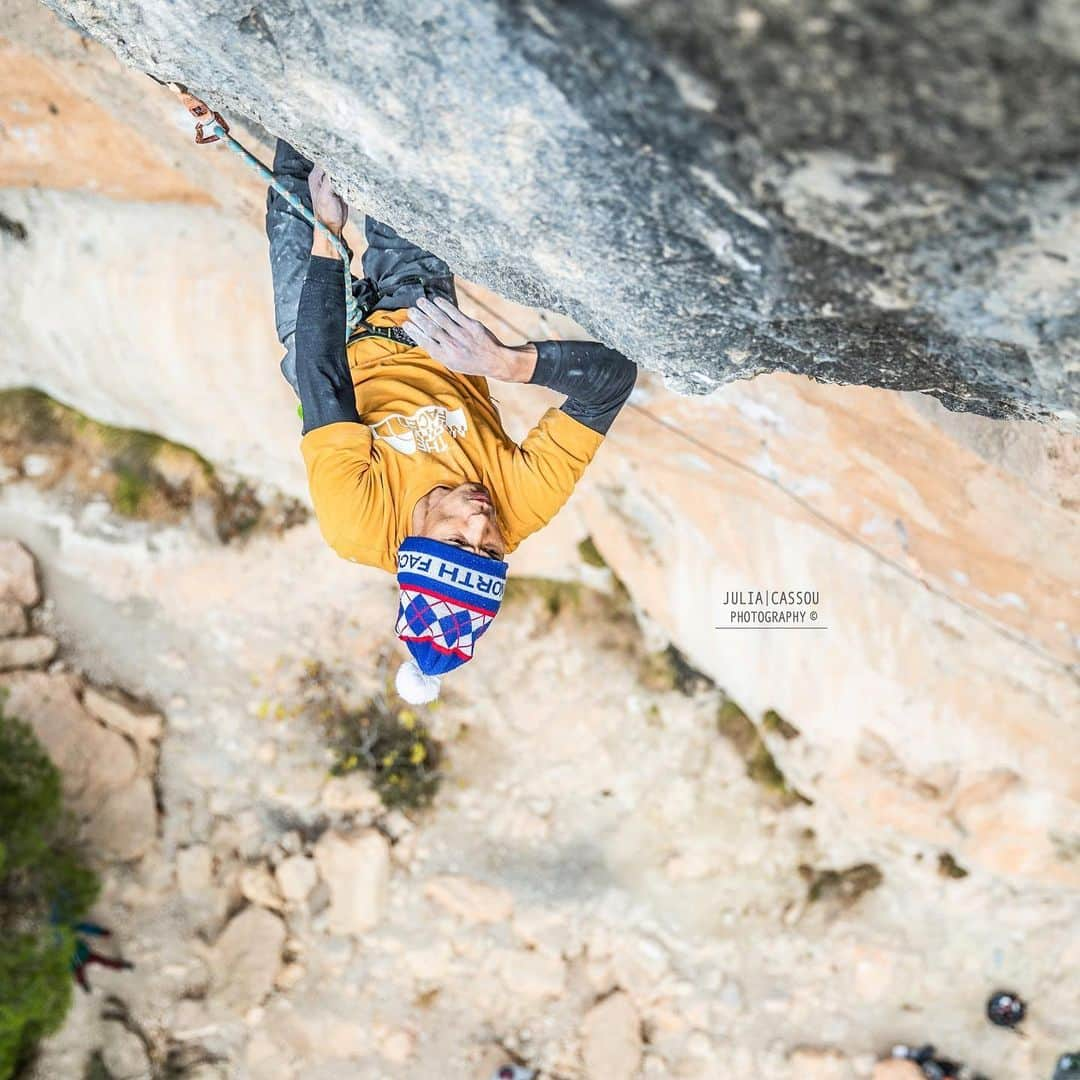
top-left (576, 535), bottom-right (608, 568)
top-left (0, 387), bottom-right (306, 540)
top-left (716, 699), bottom-right (812, 808)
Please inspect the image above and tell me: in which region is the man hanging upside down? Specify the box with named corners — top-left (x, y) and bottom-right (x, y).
top-left (265, 141), bottom-right (637, 703)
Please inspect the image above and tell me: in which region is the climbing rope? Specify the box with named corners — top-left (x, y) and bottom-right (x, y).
top-left (170, 85), bottom-right (363, 337)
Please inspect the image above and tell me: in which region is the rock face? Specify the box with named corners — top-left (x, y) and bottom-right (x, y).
top-left (39, 0), bottom-right (1079, 423)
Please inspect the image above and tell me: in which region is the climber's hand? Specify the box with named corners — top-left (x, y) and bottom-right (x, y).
top-left (402, 297), bottom-right (538, 382)
top-left (308, 165), bottom-right (348, 237)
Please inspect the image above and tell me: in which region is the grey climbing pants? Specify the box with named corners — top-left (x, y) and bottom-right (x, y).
top-left (264, 139), bottom-right (457, 398)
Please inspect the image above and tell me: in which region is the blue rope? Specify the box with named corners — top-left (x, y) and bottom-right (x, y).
top-left (207, 122), bottom-right (363, 338)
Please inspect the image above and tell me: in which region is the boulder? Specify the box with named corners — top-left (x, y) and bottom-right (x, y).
top-left (0, 635), bottom-right (57, 671)
top-left (0, 540), bottom-right (40, 606)
top-left (580, 992), bottom-right (642, 1080)
top-left (0, 672), bottom-right (138, 809)
top-left (313, 829), bottom-right (389, 935)
top-left (496, 948), bottom-right (566, 1000)
top-left (209, 906), bottom-right (286, 1014)
top-left (83, 685), bottom-right (163, 774)
top-left (239, 862), bottom-right (284, 912)
top-left (424, 874), bottom-right (514, 925)
top-left (320, 772), bottom-right (382, 815)
top-left (100, 1021), bottom-right (152, 1080)
top-left (176, 845), bottom-right (214, 896)
top-left (84, 778), bottom-right (157, 861)
top-left (0, 600), bottom-right (28, 637)
top-left (275, 854), bottom-right (319, 904)
top-left (83, 686), bottom-right (164, 743)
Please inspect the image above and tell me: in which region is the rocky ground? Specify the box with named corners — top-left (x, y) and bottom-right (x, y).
top-left (2, 474), bottom-right (1076, 1079)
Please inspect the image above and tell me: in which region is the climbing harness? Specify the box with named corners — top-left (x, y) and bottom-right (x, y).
top-left (169, 84), bottom-right (363, 338)
top-left (347, 322), bottom-right (418, 349)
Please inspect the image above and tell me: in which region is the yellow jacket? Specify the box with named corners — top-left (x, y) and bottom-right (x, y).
top-left (300, 309), bottom-right (605, 573)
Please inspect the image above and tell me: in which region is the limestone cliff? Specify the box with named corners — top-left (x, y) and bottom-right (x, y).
top-left (39, 0), bottom-right (1080, 424)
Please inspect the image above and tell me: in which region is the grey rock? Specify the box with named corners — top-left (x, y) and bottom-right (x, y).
top-left (40, 0), bottom-right (1079, 423)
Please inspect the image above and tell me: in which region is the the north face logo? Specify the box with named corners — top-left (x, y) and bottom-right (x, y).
top-left (369, 404), bottom-right (468, 455)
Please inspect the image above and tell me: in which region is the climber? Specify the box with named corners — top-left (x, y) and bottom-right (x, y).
top-left (265, 140), bottom-right (637, 704)
top-left (69, 922), bottom-right (135, 993)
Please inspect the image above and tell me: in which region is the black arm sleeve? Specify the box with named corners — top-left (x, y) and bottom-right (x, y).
top-left (526, 339), bottom-right (638, 436)
top-left (295, 255), bottom-right (361, 435)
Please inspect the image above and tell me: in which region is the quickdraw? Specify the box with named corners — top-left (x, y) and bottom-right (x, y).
top-left (168, 83), bottom-right (363, 339)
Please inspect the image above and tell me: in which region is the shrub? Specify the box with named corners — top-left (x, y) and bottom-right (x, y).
top-left (298, 663), bottom-right (443, 811)
top-left (0, 693), bottom-right (99, 1079)
top-left (330, 700), bottom-right (442, 811)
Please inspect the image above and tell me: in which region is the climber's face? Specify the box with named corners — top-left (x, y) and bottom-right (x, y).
top-left (412, 482), bottom-right (506, 560)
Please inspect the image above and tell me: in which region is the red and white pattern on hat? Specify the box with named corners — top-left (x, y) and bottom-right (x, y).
top-left (395, 587), bottom-right (495, 662)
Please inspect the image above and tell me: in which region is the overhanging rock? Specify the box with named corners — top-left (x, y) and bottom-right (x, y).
top-left (42, 0), bottom-right (1080, 424)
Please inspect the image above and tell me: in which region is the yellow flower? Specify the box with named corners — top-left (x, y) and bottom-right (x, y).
top-left (409, 742), bottom-right (426, 765)
top-left (399, 709), bottom-right (417, 730)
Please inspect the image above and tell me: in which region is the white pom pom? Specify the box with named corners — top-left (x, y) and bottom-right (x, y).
top-left (395, 658), bottom-right (442, 704)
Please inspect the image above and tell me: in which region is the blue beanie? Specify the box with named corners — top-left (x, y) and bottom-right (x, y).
top-left (394, 535), bottom-right (508, 703)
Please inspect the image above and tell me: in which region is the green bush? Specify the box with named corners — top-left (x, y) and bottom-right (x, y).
top-left (0, 693), bottom-right (99, 1079)
top-left (330, 700), bottom-right (442, 811)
